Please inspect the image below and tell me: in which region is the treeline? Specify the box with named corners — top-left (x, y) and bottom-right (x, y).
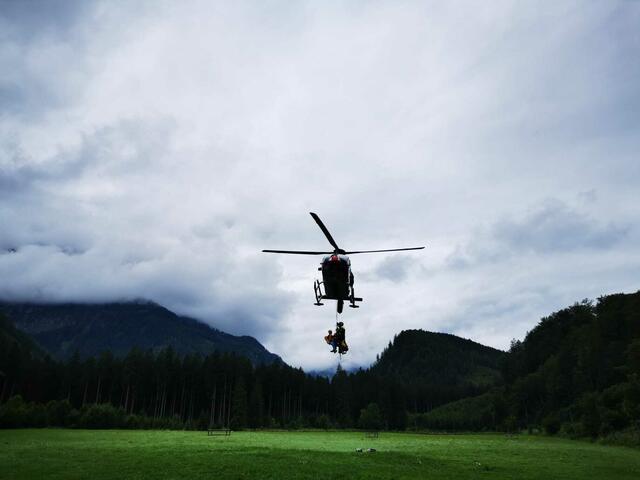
top-left (3, 290), bottom-right (638, 441)
top-left (0, 330), bottom-right (411, 430)
top-left (0, 314), bottom-right (501, 431)
top-left (413, 292), bottom-right (640, 444)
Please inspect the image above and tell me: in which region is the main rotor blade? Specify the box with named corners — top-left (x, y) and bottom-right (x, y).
top-left (344, 246), bottom-right (425, 254)
top-left (262, 249), bottom-right (332, 255)
top-left (309, 212), bottom-right (340, 251)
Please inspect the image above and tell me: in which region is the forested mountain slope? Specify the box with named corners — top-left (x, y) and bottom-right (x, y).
top-left (416, 291), bottom-right (640, 437)
top-left (361, 329), bottom-right (506, 413)
top-left (0, 312), bottom-right (44, 360)
top-left (371, 330), bottom-right (505, 387)
top-left (0, 301), bottom-right (281, 365)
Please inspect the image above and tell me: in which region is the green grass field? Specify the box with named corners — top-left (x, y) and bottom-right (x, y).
top-left (1, 429), bottom-right (639, 480)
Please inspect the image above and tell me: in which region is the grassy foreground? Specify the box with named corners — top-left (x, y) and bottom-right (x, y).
top-left (1, 429), bottom-right (639, 480)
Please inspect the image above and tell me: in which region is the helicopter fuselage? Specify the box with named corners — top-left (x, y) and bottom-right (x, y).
top-left (320, 254), bottom-right (353, 300)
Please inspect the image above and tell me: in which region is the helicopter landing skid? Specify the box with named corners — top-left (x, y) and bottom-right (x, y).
top-left (313, 280), bottom-right (324, 306)
top-left (349, 287), bottom-right (362, 308)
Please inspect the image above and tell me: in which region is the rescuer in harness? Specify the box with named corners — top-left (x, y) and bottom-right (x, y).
top-left (334, 322), bottom-right (348, 354)
top-left (324, 323), bottom-right (348, 354)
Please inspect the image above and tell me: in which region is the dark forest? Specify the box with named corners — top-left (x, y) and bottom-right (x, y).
top-left (1, 291), bottom-right (639, 444)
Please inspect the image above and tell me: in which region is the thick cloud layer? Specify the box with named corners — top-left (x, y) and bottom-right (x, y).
top-left (1, 1), bottom-right (639, 370)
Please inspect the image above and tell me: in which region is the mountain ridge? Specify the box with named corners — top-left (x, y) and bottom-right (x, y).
top-left (0, 301), bottom-right (282, 365)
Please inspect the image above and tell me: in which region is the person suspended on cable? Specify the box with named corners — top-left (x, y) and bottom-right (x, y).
top-left (324, 329), bottom-right (337, 353)
top-left (335, 321), bottom-right (348, 354)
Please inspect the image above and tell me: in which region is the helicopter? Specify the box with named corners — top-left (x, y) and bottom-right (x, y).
top-left (263, 212), bottom-right (425, 314)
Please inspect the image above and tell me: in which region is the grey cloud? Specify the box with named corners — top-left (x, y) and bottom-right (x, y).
top-left (446, 198), bottom-right (631, 270)
top-left (0, 84), bottom-right (30, 115)
top-left (0, 156), bottom-right (80, 194)
top-left (0, 2), bottom-right (96, 121)
top-left (0, 75), bottom-right (74, 120)
top-left (1, 1), bottom-right (640, 369)
top-left (0, 0), bottom-right (89, 42)
top-left (492, 199), bottom-right (628, 253)
top-left (0, 241), bottom-right (294, 340)
top-left (578, 189), bottom-right (597, 204)
top-left (1, 117), bottom-right (175, 190)
top-left (0, 111), bottom-right (291, 339)
top-left (372, 255), bottom-right (414, 283)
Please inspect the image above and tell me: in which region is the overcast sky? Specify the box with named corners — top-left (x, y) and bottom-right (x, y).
top-left (1, 1), bottom-right (639, 370)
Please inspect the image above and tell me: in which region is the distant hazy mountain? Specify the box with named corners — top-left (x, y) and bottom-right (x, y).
top-left (370, 329), bottom-right (506, 387)
top-left (0, 301), bottom-right (282, 365)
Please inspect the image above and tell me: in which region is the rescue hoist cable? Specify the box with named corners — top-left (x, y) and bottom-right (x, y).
top-left (336, 309), bottom-right (343, 361)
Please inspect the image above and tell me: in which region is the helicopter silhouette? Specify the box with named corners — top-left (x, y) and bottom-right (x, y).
top-left (263, 212), bottom-right (424, 314)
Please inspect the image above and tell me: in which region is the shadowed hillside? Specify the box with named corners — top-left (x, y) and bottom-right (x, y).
top-left (371, 329), bottom-right (505, 386)
top-left (0, 312), bottom-right (45, 360)
top-left (0, 301), bottom-right (281, 365)
top-left (415, 291), bottom-right (640, 439)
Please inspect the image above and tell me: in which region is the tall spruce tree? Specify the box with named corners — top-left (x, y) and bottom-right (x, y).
top-left (231, 377), bottom-right (248, 429)
top-left (248, 379), bottom-right (264, 428)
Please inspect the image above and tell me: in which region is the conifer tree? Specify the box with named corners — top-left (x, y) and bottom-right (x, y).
top-left (231, 377), bottom-right (248, 429)
top-left (248, 379), bottom-right (264, 428)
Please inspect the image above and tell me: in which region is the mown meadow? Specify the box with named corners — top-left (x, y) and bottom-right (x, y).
top-left (1, 429), bottom-right (639, 480)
